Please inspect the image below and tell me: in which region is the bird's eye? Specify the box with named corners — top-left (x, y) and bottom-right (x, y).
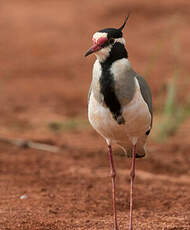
top-left (109, 38), bottom-right (114, 44)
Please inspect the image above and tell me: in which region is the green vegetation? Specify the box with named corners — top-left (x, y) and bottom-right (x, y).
top-left (48, 118), bottom-right (90, 132)
top-left (147, 34), bottom-right (190, 142)
top-left (155, 78), bottom-right (190, 141)
top-left (152, 71), bottom-right (190, 142)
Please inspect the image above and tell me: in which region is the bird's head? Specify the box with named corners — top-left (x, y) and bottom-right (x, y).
top-left (85, 15), bottom-right (129, 62)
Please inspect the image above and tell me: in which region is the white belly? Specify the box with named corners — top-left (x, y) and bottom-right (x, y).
top-left (88, 79), bottom-right (151, 146)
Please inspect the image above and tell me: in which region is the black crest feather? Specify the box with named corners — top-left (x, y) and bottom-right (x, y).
top-left (118, 13), bottom-right (130, 31)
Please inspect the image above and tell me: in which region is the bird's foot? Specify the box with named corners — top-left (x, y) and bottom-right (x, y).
top-left (127, 152), bottom-right (145, 158)
top-left (135, 153), bottom-right (145, 158)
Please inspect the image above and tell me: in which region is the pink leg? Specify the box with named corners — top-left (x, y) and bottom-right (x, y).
top-left (129, 145), bottom-right (136, 230)
top-left (108, 145), bottom-right (119, 230)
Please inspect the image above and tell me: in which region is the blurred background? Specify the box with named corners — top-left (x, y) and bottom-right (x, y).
top-left (0, 0), bottom-right (189, 229)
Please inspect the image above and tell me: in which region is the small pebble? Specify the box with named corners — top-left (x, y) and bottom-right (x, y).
top-left (20, 194), bottom-right (28, 200)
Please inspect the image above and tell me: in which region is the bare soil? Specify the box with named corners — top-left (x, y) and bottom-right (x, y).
top-left (0, 0), bottom-right (189, 229)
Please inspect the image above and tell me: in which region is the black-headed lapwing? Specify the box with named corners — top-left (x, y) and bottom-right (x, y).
top-left (85, 15), bottom-right (153, 230)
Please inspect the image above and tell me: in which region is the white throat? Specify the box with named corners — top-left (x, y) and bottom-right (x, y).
top-left (95, 46), bottom-right (112, 63)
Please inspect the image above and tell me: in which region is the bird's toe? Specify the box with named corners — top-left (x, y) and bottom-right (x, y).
top-left (127, 152), bottom-right (145, 158)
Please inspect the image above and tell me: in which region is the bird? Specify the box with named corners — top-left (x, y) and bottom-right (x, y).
top-left (85, 15), bottom-right (153, 230)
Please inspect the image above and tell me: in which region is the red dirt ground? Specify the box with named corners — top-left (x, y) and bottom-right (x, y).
top-left (0, 1), bottom-right (190, 229)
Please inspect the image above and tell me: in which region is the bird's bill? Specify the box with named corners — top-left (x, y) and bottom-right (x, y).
top-left (84, 44), bottom-right (100, 57)
top-left (85, 37), bottom-right (108, 57)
